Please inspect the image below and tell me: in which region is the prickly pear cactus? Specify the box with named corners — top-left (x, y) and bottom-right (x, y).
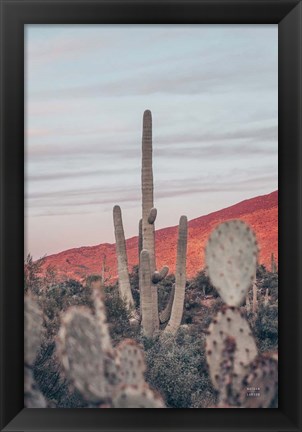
top-left (56, 277), bottom-right (166, 408)
top-left (24, 366), bottom-right (47, 408)
top-left (115, 339), bottom-right (146, 388)
top-left (205, 220), bottom-right (258, 306)
top-left (206, 307), bottom-right (258, 393)
top-left (24, 295), bottom-right (47, 408)
top-left (57, 307), bottom-right (109, 403)
top-left (24, 294), bottom-right (44, 366)
top-left (112, 384), bottom-right (165, 408)
top-left (239, 354), bottom-right (278, 408)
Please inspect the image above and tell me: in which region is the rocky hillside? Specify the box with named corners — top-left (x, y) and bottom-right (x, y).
top-left (39, 190), bottom-right (278, 282)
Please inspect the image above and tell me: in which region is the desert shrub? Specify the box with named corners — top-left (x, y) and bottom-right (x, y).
top-left (259, 272), bottom-right (278, 302)
top-left (188, 270), bottom-right (218, 297)
top-left (24, 254), bottom-right (45, 294)
top-left (157, 273), bottom-right (175, 312)
top-left (142, 328), bottom-right (217, 408)
top-left (248, 304), bottom-right (278, 353)
top-left (104, 285), bottom-right (140, 344)
top-left (31, 279), bottom-right (94, 406)
top-left (129, 265), bottom-right (140, 308)
top-left (33, 340), bottom-right (87, 408)
top-left (183, 293), bottom-right (223, 330)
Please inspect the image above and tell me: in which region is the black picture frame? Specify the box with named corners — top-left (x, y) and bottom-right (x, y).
top-left (0, 0), bottom-right (301, 431)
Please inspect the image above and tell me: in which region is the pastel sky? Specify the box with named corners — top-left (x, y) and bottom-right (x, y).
top-left (25, 25), bottom-right (278, 260)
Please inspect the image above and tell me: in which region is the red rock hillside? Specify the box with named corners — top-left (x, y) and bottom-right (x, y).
top-left (38, 190), bottom-right (278, 282)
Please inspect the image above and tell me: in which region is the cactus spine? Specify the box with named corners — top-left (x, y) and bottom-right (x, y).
top-left (113, 205), bottom-right (134, 308)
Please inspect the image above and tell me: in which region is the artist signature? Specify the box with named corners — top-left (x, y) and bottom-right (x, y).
top-left (246, 387), bottom-right (261, 397)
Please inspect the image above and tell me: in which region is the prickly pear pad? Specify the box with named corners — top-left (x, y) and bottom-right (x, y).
top-left (24, 295), bottom-right (44, 366)
top-left (112, 384), bottom-right (165, 408)
top-left (205, 220), bottom-right (258, 306)
top-left (115, 339), bottom-right (146, 388)
top-left (239, 354), bottom-right (278, 408)
top-left (206, 307), bottom-right (257, 392)
top-left (57, 307), bottom-right (108, 403)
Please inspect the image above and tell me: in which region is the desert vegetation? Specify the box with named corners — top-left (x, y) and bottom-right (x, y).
top-left (24, 111), bottom-right (278, 408)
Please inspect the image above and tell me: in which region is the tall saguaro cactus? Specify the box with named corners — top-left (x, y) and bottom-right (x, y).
top-left (141, 110), bottom-right (160, 331)
top-left (113, 110), bottom-right (188, 337)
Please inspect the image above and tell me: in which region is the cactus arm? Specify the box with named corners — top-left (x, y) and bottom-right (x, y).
top-left (113, 205), bottom-right (134, 308)
top-left (159, 284), bottom-right (175, 324)
top-left (139, 250), bottom-right (154, 337)
top-left (87, 275), bottom-right (112, 350)
top-left (165, 216), bottom-right (188, 333)
top-left (152, 266), bottom-right (169, 284)
top-left (148, 208), bottom-right (157, 224)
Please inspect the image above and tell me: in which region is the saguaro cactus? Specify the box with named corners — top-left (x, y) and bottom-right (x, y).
top-left (113, 205), bottom-right (134, 308)
top-left (271, 252), bottom-right (277, 273)
top-left (165, 216), bottom-right (188, 333)
top-left (113, 110), bottom-right (187, 337)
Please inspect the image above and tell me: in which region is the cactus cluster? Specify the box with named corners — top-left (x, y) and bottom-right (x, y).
top-left (113, 110), bottom-right (188, 337)
top-left (56, 275), bottom-right (165, 408)
top-left (205, 220), bottom-right (278, 408)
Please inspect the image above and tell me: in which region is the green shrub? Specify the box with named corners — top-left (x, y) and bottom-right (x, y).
top-left (188, 270), bottom-right (218, 297)
top-left (104, 285), bottom-right (139, 344)
top-left (249, 304), bottom-right (278, 353)
top-left (141, 328), bottom-right (217, 408)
